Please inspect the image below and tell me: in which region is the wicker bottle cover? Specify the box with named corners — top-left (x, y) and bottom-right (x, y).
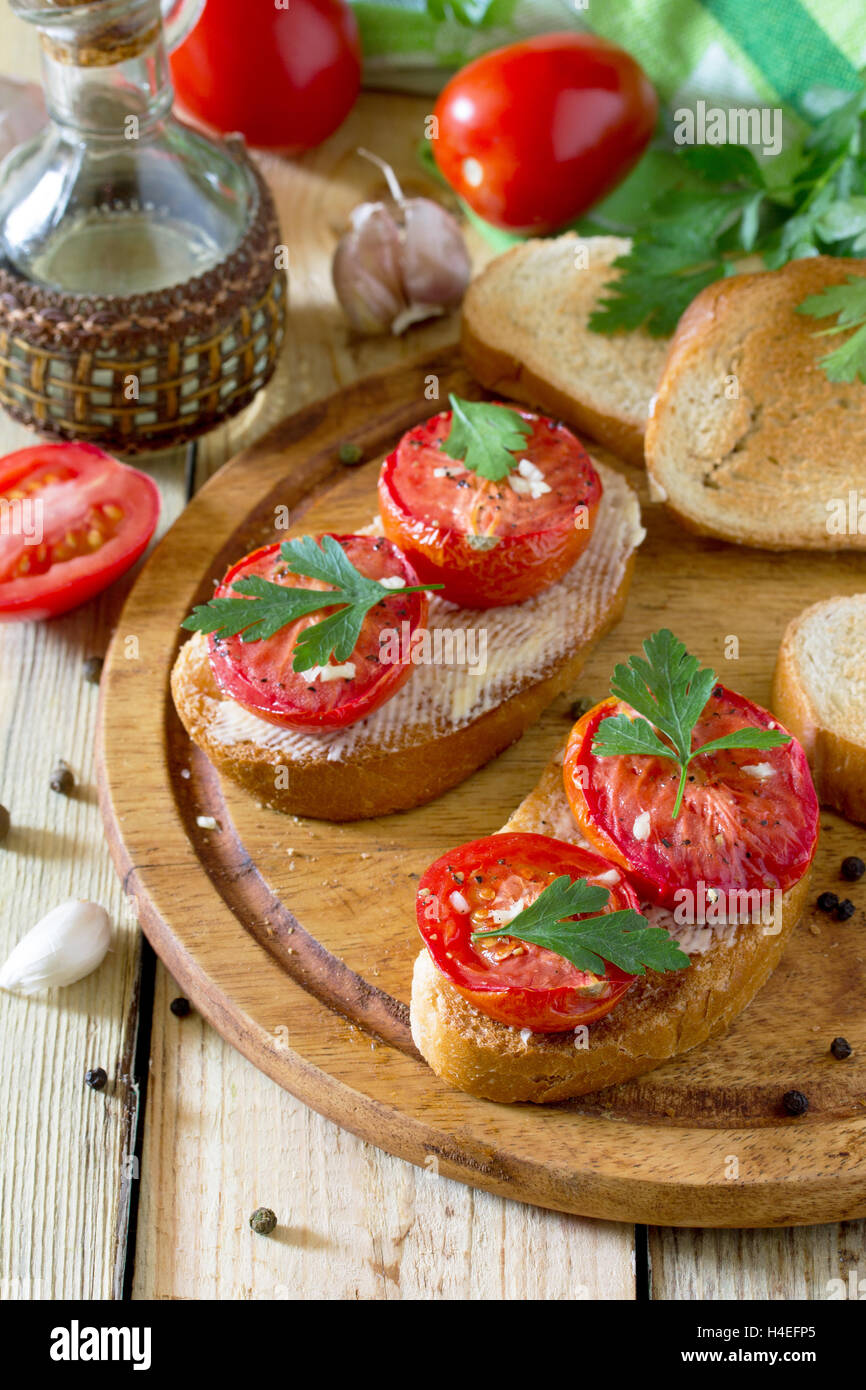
top-left (0, 0), bottom-right (287, 453)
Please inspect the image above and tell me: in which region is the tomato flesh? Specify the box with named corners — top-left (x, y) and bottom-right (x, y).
top-left (417, 832), bottom-right (640, 1032)
top-left (433, 33), bottom-right (657, 233)
top-left (564, 691), bottom-right (819, 909)
top-left (0, 443), bottom-right (160, 621)
top-left (170, 0), bottom-right (361, 152)
top-left (378, 407), bottom-right (601, 608)
top-left (207, 534), bottom-right (428, 731)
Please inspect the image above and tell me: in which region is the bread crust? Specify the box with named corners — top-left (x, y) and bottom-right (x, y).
top-left (461, 316), bottom-right (647, 468)
top-left (645, 257), bottom-right (866, 549)
top-left (410, 757), bottom-right (811, 1103)
top-left (773, 597), bottom-right (866, 824)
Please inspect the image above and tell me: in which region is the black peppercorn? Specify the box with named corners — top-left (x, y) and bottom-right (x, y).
top-left (170, 997), bottom-right (190, 1018)
top-left (0, 804), bottom-right (9, 844)
top-left (50, 761), bottom-right (75, 795)
top-left (816, 891), bottom-right (839, 913)
top-left (835, 898), bottom-right (856, 921)
top-left (830, 1037), bottom-right (853, 1060)
top-left (782, 1089), bottom-right (809, 1116)
top-left (85, 1067), bottom-right (107, 1091)
top-left (249, 1207), bottom-right (277, 1235)
top-left (83, 656), bottom-right (104, 685)
top-left (841, 856), bottom-right (865, 881)
top-left (338, 442), bottom-right (363, 466)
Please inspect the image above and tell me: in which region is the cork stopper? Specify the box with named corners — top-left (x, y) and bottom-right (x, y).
top-left (32, 0), bottom-right (161, 67)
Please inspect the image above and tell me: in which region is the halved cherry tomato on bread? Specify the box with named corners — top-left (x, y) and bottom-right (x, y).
top-left (416, 832), bottom-right (639, 1032)
top-left (0, 443), bottom-right (160, 621)
top-left (378, 407), bottom-right (601, 608)
top-left (433, 33), bottom-right (657, 233)
top-left (564, 691), bottom-right (819, 909)
top-left (207, 534), bottom-right (428, 731)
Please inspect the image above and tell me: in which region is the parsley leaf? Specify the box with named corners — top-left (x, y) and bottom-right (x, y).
top-left (181, 534), bottom-right (439, 673)
top-left (471, 875), bottom-right (689, 978)
top-left (797, 274), bottom-right (866, 382)
top-left (440, 394), bottom-right (532, 481)
top-left (592, 630), bottom-right (791, 818)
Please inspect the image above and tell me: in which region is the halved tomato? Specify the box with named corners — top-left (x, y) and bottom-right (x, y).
top-left (416, 831), bottom-right (640, 1032)
top-left (564, 691), bottom-right (819, 908)
top-left (0, 443), bottom-right (160, 621)
top-left (207, 533), bottom-right (428, 731)
top-left (378, 407), bottom-right (601, 608)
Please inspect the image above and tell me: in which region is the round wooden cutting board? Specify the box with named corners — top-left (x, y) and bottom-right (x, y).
top-left (97, 353), bottom-right (866, 1228)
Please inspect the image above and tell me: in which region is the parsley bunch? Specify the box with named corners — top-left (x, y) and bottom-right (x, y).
top-left (588, 76), bottom-right (866, 377)
top-left (472, 875), bottom-right (689, 977)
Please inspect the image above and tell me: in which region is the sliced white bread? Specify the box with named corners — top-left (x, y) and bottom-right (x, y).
top-left (773, 593), bottom-right (866, 823)
top-left (645, 257), bottom-right (866, 549)
top-left (461, 234), bottom-right (671, 467)
top-left (410, 755), bottom-right (810, 1103)
top-left (171, 458), bottom-right (643, 821)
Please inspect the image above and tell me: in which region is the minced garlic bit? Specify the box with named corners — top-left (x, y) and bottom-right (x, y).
top-left (508, 458), bottom-right (551, 500)
top-left (300, 661), bottom-right (356, 682)
top-left (449, 890), bottom-right (470, 914)
top-left (490, 897), bottom-right (526, 925)
top-left (378, 575), bottom-right (406, 590)
top-left (196, 815), bottom-right (220, 830)
top-left (741, 762), bottom-right (774, 778)
top-left (632, 811), bottom-right (651, 842)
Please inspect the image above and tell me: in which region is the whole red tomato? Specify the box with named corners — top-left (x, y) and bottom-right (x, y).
top-left (170, 0), bottom-right (362, 152)
top-left (433, 32), bottom-right (657, 233)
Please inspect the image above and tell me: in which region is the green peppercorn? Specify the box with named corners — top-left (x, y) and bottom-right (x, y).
top-left (83, 656), bottom-right (104, 685)
top-left (50, 761), bottom-right (75, 795)
top-left (0, 804), bottom-right (9, 844)
top-left (338, 442), bottom-right (363, 466)
top-left (249, 1207), bottom-right (277, 1235)
top-left (85, 1067), bottom-right (108, 1091)
top-left (782, 1089), bottom-right (809, 1116)
top-left (830, 1037), bottom-right (853, 1060)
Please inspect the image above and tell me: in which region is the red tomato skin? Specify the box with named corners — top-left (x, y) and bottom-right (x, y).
top-left (564, 692), bottom-right (820, 908)
top-left (378, 409), bottom-right (601, 608)
top-left (207, 534), bottom-right (428, 731)
top-left (417, 832), bottom-right (640, 1033)
top-left (0, 443), bottom-right (160, 622)
top-left (433, 33), bottom-right (657, 233)
top-left (170, 0), bottom-right (361, 152)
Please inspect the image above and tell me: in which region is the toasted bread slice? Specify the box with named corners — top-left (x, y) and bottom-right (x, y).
top-left (773, 594), bottom-right (866, 823)
top-left (645, 257), bottom-right (866, 549)
top-left (171, 458), bottom-right (643, 821)
top-left (461, 234), bottom-right (670, 467)
top-left (410, 756), bottom-right (810, 1103)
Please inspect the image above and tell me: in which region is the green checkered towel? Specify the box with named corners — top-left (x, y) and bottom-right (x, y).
top-left (353, 0), bottom-right (865, 113)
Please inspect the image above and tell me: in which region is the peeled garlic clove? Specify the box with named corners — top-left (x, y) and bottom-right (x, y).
top-left (332, 203), bottom-right (408, 335)
top-left (0, 900), bottom-right (111, 995)
top-left (400, 197), bottom-right (472, 313)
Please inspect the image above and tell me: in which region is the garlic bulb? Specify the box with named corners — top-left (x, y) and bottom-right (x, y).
top-left (333, 149), bottom-right (471, 336)
top-left (0, 900), bottom-right (111, 995)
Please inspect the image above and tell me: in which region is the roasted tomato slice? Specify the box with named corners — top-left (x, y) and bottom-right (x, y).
top-left (0, 443), bottom-right (160, 621)
top-left (564, 691), bottom-right (819, 909)
top-left (416, 832), bottom-right (639, 1032)
top-left (378, 406), bottom-right (601, 608)
top-left (207, 533), bottom-right (428, 731)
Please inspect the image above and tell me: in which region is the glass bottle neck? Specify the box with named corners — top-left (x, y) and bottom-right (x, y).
top-left (39, 32), bottom-right (174, 141)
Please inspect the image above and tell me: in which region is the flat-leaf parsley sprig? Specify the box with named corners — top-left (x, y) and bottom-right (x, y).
top-left (797, 275), bottom-right (866, 382)
top-left (471, 875), bottom-right (689, 977)
top-left (182, 534), bottom-right (441, 674)
top-left (440, 393), bottom-right (532, 481)
top-left (591, 630), bottom-right (790, 819)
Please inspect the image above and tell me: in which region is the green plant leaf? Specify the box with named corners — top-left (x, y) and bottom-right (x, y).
top-left (440, 394), bottom-right (533, 481)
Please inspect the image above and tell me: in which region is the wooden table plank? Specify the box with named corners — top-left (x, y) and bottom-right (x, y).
top-left (649, 1224), bottom-right (865, 1300)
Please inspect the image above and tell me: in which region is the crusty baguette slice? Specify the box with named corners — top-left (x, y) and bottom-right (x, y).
top-left (645, 257), bottom-right (866, 549)
top-left (773, 593), bottom-right (866, 823)
top-left (461, 234), bottom-right (671, 467)
top-left (410, 756), bottom-right (810, 1103)
top-left (171, 458), bottom-right (643, 821)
